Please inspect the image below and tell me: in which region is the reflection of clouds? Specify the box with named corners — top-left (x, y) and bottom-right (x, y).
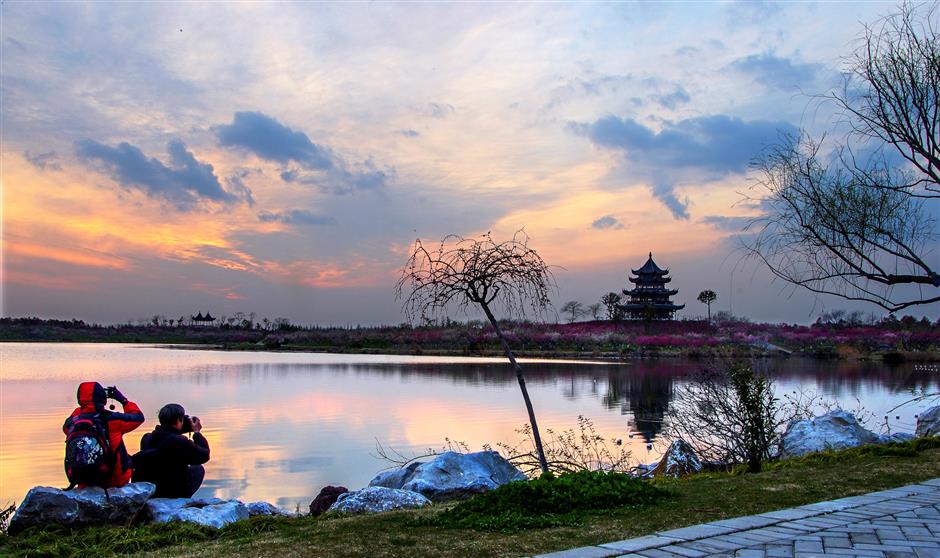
top-left (255, 456), bottom-right (333, 473)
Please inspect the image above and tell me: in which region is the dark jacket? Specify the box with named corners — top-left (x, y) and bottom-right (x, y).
top-left (63, 381), bottom-right (144, 488)
top-left (135, 425), bottom-right (210, 498)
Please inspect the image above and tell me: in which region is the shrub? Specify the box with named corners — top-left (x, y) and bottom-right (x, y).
top-left (438, 470), bottom-right (667, 530)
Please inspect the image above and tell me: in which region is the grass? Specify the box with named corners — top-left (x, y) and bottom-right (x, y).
top-left (3, 439), bottom-right (940, 558)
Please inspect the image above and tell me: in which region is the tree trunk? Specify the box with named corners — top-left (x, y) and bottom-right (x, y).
top-left (480, 303), bottom-right (550, 475)
top-left (707, 303), bottom-right (711, 323)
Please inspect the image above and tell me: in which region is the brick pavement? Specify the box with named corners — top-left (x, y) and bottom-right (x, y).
top-left (532, 478), bottom-right (940, 558)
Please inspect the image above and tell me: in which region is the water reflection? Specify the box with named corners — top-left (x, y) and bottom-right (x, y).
top-left (1, 343), bottom-right (936, 510)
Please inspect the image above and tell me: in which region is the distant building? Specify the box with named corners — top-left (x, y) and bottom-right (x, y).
top-left (192, 312), bottom-right (215, 326)
top-left (619, 253), bottom-right (685, 320)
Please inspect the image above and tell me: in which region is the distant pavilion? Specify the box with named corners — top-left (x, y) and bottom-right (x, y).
top-left (619, 253), bottom-right (684, 320)
top-left (192, 312), bottom-right (215, 326)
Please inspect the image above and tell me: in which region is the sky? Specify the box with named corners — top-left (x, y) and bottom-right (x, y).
top-left (2, 1), bottom-right (937, 326)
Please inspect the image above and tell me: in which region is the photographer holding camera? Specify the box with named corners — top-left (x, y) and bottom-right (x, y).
top-left (63, 382), bottom-right (145, 489)
top-left (132, 403), bottom-right (210, 498)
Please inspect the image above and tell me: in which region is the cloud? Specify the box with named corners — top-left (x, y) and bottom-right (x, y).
top-left (75, 139), bottom-right (251, 210)
top-left (225, 171), bottom-right (256, 207)
top-left (591, 215), bottom-right (624, 230)
top-left (280, 161), bottom-right (389, 194)
top-left (215, 111), bottom-right (334, 170)
top-left (425, 102), bottom-right (455, 118)
top-left (652, 86), bottom-right (691, 110)
top-left (700, 215), bottom-right (754, 232)
top-left (571, 114), bottom-right (797, 219)
top-left (398, 129), bottom-right (420, 138)
top-left (214, 111), bottom-right (390, 193)
top-left (257, 209), bottom-right (336, 226)
top-left (24, 150), bottom-right (61, 171)
top-left (728, 53), bottom-right (821, 91)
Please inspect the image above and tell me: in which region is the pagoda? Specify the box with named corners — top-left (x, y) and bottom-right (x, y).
top-left (619, 253), bottom-right (684, 320)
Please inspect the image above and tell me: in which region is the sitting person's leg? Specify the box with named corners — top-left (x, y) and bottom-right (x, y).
top-left (186, 465), bottom-right (205, 498)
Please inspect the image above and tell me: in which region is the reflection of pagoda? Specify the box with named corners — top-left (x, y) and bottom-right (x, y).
top-left (602, 368), bottom-right (675, 443)
top-left (619, 253), bottom-right (684, 320)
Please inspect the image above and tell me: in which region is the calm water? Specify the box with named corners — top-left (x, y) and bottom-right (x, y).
top-left (1, 343), bottom-right (937, 510)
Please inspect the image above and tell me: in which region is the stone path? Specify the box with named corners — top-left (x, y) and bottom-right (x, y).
top-left (533, 478), bottom-right (940, 558)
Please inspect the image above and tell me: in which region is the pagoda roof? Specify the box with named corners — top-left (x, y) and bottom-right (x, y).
top-left (629, 275), bottom-right (672, 284)
top-left (624, 287), bottom-right (678, 296)
top-left (194, 312), bottom-right (204, 320)
top-left (621, 302), bottom-right (686, 311)
top-left (632, 253), bottom-right (669, 276)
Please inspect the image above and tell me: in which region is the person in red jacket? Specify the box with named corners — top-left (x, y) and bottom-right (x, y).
top-left (63, 381), bottom-right (144, 488)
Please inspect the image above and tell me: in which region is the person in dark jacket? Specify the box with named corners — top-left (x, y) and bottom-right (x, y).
top-left (63, 382), bottom-right (144, 488)
top-left (135, 403), bottom-right (210, 498)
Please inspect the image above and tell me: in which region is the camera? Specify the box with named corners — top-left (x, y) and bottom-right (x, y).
top-left (181, 415), bottom-right (199, 434)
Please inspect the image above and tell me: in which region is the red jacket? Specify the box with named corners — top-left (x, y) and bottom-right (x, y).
top-left (63, 382), bottom-right (144, 488)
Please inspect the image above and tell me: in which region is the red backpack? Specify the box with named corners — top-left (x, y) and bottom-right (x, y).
top-left (64, 412), bottom-right (115, 488)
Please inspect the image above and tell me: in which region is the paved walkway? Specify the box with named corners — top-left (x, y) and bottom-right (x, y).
top-left (534, 478), bottom-right (940, 558)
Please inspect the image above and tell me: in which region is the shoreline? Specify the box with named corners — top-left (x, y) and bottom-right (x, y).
top-left (3, 317), bottom-right (938, 362)
top-left (3, 337), bottom-right (938, 363)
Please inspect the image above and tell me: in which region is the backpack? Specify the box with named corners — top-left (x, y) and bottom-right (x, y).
top-left (64, 412), bottom-right (115, 488)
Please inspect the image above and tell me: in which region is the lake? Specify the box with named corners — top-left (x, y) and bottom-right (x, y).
top-left (1, 342), bottom-right (936, 510)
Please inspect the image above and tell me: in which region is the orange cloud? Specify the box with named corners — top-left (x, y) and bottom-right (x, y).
top-left (4, 240), bottom-right (131, 271)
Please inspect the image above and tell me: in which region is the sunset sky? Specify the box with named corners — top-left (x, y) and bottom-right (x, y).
top-left (2, 2), bottom-right (936, 325)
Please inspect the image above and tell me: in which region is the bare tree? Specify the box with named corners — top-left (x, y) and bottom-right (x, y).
top-left (587, 302), bottom-right (603, 320)
top-left (397, 230), bottom-right (556, 474)
top-left (697, 289), bottom-right (717, 322)
top-left (745, 3), bottom-right (939, 312)
top-left (665, 364), bottom-right (787, 473)
top-left (560, 300), bottom-right (584, 323)
top-left (601, 292), bottom-right (623, 321)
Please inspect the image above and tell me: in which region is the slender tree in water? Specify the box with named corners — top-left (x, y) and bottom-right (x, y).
top-left (397, 230), bottom-right (556, 474)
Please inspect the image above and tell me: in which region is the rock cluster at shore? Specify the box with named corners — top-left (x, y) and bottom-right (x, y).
top-left (8, 484), bottom-right (295, 535)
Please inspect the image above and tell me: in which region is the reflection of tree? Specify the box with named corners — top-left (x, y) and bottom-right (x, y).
top-left (603, 367), bottom-right (677, 444)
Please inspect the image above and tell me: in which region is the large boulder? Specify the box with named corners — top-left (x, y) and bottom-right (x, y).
top-left (916, 406), bottom-right (940, 438)
top-left (309, 485), bottom-right (348, 516)
top-left (328, 486), bottom-right (430, 515)
top-left (8, 482), bottom-right (155, 536)
top-left (650, 440), bottom-right (703, 477)
top-left (145, 497), bottom-right (248, 529)
top-left (780, 410), bottom-right (880, 458)
top-left (369, 451), bottom-right (526, 502)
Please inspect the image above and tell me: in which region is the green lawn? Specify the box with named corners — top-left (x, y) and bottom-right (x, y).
top-left (4, 441), bottom-right (940, 558)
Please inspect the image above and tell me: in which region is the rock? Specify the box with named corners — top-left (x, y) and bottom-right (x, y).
top-left (309, 485), bottom-right (348, 516)
top-left (246, 501), bottom-right (294, 517)
top-left (176, 501), bottom-right (249, 529)
top-left (780, 410), bottom-right (880, 458)
top-left (144, 498), bottom-right (191, 523)
top-left (145, 497), bottom-right (248, 529)
top-left (649, 440), bottom-right (703, 477)
top-left (8, 482), bottom-right (156, 536)
top-left (328, 486), bottom-right (430, 515)
top-left (368, 451), bottom-right (526, 502)
top-left (877, 432), bottom-right (916, 444)
top-left (916, 406), bottom-right (940, 438)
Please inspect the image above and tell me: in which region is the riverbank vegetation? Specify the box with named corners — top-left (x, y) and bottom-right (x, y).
top-left (2, 438), bottom-right (939, 558)
top-left (2, 315), bottom-right (938, 360)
